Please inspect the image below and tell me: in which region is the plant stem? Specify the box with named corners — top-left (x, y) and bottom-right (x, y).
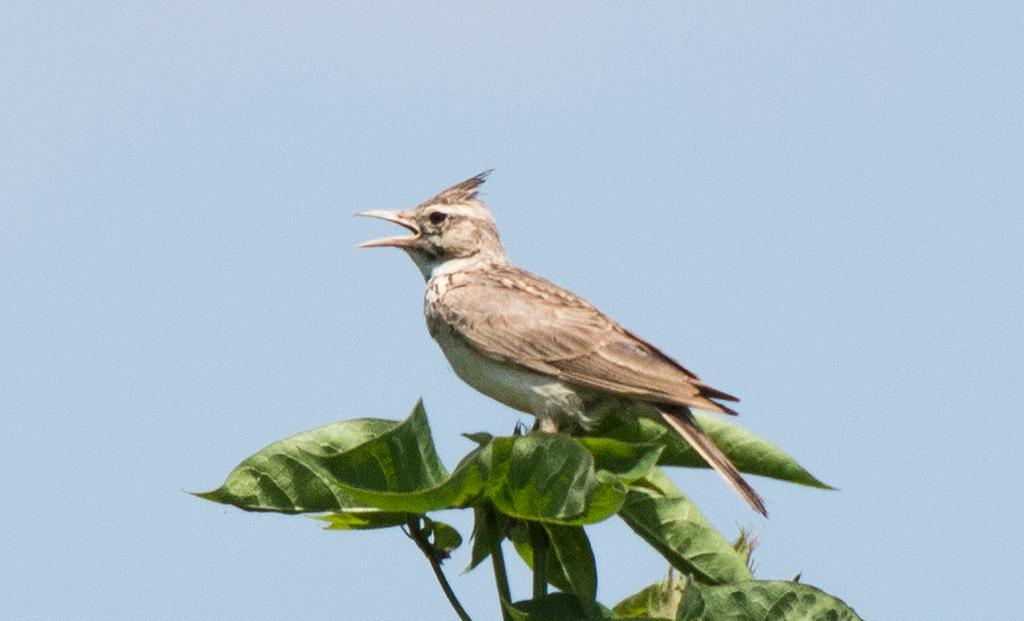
top-left (487, 510), bottom-right (514, 621)
top-left (490, 538), bottom-right (514, 620)
top-left (528, 522), bottom-right (548, 599)
top-left (406, 518), bottom-right (472, 621)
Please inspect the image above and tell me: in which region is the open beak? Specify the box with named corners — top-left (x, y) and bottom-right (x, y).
top-left (354, 210), bottom-right (420, 248)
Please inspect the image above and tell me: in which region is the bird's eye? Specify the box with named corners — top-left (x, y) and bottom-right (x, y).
top-left (429, 211), bottom-right (447, 225)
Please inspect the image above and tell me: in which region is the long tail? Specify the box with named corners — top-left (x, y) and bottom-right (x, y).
top-left (659, 406), bottom-right (768, 517)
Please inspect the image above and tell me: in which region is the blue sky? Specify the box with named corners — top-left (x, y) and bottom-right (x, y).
top-left (2, 3), bottom-right (1021, 619)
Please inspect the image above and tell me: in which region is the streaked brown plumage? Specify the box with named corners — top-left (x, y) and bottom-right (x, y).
top-left (428, 264), bottom-right (740, 415)
top-left (357, 172), bottom-right (767, 516)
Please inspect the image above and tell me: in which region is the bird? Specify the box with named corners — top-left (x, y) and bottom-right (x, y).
top-left (356, 171), bottom-right (766, 516)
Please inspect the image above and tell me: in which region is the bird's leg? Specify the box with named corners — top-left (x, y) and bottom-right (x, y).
top-left (534, 417), bottom-right (559, 434)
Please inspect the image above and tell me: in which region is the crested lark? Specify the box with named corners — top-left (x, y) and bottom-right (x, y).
top-left (357, 172), bottom-right (766, 516)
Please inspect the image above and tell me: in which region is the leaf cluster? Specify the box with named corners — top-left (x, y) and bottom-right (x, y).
top-left (197, 400), bottom-right (859, 620)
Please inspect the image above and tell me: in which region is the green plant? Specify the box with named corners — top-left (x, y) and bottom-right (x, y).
top-left (196, 400), bottom-right (860, 620)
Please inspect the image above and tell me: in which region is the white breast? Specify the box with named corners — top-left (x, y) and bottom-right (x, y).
top-left (424, 273), bottom-right (587, 429)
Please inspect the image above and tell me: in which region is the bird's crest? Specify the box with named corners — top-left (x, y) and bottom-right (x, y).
top-left (419, 170), bottom-right (492, 208)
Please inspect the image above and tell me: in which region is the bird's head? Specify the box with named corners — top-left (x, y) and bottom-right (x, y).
top-left (357, 171), bottom-right (507, 278)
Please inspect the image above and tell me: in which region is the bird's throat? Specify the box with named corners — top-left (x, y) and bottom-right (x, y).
top-left (413, 252), bottom-right (507, 281)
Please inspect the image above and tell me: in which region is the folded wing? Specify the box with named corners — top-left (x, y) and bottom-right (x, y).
top-left (435, 267), bottom-right (739, 414)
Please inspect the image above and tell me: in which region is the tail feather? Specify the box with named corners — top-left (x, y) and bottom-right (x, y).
top-left (659, 406), bottom-right (768, 517)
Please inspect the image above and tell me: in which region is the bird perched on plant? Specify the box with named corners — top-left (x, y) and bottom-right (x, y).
top-left (356, 172), bottom-right (766, 516)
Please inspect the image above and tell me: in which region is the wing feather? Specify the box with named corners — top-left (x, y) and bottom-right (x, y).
top-left (433, 267), bottom-right (738, 413)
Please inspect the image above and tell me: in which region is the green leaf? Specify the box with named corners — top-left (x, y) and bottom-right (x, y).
top-left (467, 505), bottom-right (508, 573)
top-left (316, 509), bottom-right (411, 530)
top-left (334, 440), bottom-right (489, 514)
top-left (618, 470), bottom-right (752, 585)
top-left (487, 433), bottom-right (626, 524)
top-left (676, 580), bottom-right (862, 621)
top-left (545, 524), bottom-right (598, 601)
top-left (578, 437), bottom-right (664, 483)
top-left (326, 399), bottom-right (448, 493)
top-left (323, 401), bottom-right (495, 515)
top-left (463, 431), bottom-right (494, 446)
top-left (611, 572), bottom-right (683, 619)
top-left (594, 414), bottom-right (832, 489)
top-left (429, 519), bottom-right (463, 556)
top-left (336, 430), bottom-right (625, 523)
top-left (195, 400), bottom-right (456, 515)
top-left (194, 416), bottom-right (400, 512)
top-left (509, 522), bottom-right (574, 594)
top-left (509, 593), bottom-right (612, 621)
top-left (674, 581), bottom-right (705, 621)
top-left (510, 521), bottom-right (599, 600)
